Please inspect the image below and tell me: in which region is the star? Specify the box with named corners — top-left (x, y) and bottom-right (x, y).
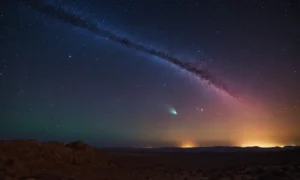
top-left (196, 107), bottom-right (204, 112)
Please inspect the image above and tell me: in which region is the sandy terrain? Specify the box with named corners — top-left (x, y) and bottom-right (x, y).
top-left (0, 140), bottom-right (300, 180)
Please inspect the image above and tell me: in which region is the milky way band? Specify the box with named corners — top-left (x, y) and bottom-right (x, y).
top-left (22, 0), bottom-right (237, 99)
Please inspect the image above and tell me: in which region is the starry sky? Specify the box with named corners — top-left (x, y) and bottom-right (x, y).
top-left (0, 0), bottom-right (299, 147)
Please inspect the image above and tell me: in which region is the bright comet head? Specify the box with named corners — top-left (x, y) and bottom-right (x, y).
top-left (169, 108), bottom-right (177, 115)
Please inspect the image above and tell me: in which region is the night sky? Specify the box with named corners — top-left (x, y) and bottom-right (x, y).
top-left (1, 0), bottom-right (299, 148)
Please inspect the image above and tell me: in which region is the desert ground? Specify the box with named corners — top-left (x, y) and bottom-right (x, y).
top-left (0, 140), bottom-right (300, 180)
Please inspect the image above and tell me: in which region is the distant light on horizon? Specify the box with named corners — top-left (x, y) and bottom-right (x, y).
top-left (239, 141), bottom-right (285, 148)
top-left (180, 141), bottom-right (196, 148)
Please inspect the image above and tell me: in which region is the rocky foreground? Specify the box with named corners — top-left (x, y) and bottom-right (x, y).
top-left (1, 140), bottom-right (300, 180)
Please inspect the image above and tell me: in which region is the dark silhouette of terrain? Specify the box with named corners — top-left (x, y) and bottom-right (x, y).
top-left (0, 140), bottom-right (300, 180)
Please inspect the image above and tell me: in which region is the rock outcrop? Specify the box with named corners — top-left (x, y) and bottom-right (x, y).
top-left (0, 140), bottom-right (112, 180)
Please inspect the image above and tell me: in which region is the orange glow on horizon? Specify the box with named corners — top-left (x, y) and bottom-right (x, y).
top-left (180, 141), bottom-right (196, 148)
top-left (239, 141), bottom-right (284, 148)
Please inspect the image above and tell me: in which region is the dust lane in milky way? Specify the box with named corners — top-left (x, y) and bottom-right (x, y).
top-left (22, 0), bottom-right (237, 100)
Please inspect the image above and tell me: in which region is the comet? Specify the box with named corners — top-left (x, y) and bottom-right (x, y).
top-left (168, 108), bottom-right (177, 115)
